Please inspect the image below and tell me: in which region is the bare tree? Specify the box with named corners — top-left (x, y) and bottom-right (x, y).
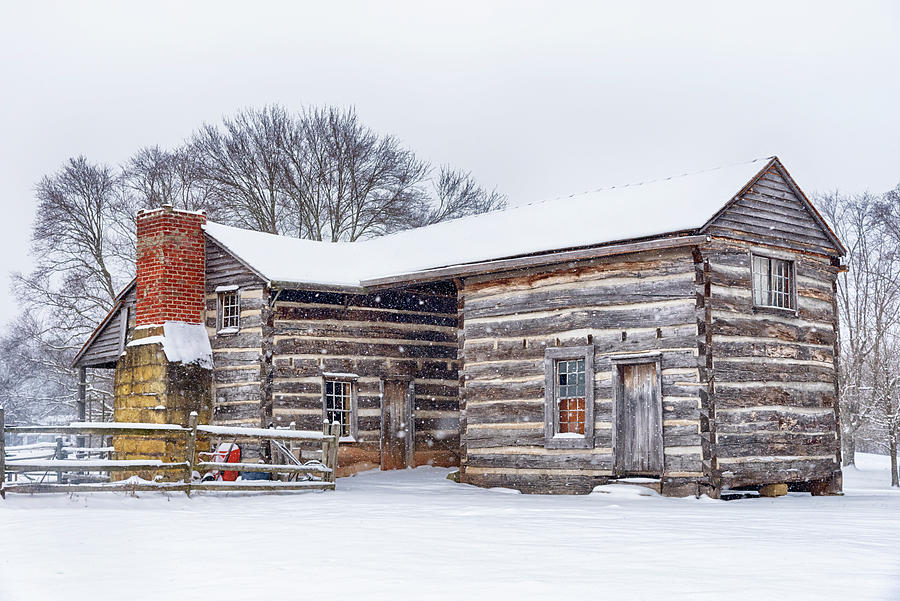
top-left (198, 105), bottom-right (503, 242)
top-left (24, 156), bottom-right (123, 304)
top-left (280, 106), bottom-right (429, 241)
top-left (123, 145), bottom-right (215, 214)
top-left (191, 105), bottom-right (292, 234)
top-left (414, 166), bottom-right (506, 227)
top-left (821, 188), bottom-right (900, 485)
top-left (4, 157), bottom-right (126, 424)
top-left (820, 192), bottom-right (878, 465)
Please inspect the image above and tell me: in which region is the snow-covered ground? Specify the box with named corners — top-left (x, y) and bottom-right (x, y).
top-left (1, 454), bottom-right (898, 601)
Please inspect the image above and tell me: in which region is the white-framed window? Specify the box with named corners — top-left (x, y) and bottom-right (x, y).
top-left (544, 346), bottom-right (594, 449)
top-left (217, 289), bottom-right (240, 333)
top-left (323, 378), bottom-right (357, 439)
top-left (752, 254), bottom-right (795, 310)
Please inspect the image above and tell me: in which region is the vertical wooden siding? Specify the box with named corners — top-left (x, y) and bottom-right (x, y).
top-left (459, 247), bottom-right (704, 494)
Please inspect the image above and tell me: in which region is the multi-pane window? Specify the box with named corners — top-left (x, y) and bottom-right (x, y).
top-left (556, 359), bottom-right (586, 435)
top-left (218, 290), bottom-right (240, 331)
top-left (544, 346), bottom-right (594, 449)
top-left (752, 255), bottom-right (794, 310)
top-left (324, 380), bottom-right (354, 437)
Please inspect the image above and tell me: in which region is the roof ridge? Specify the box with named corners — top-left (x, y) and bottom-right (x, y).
top-left (370, 156), bottom-right (777, 243)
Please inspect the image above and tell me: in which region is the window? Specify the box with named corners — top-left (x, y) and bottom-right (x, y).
top-left (752, 255), bottom-right (795, 310)
top-left (323, 378), bottom-right (357, 439)
top-left (557, 359), bottom-right (586, 434)
top-left (217, 289), bottom-right (240, 332)
top-left (544, 346), bottom-right (594, 449)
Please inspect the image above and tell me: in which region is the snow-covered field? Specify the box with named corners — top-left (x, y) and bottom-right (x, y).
top-left (1, 454), bottom-right (898, 601)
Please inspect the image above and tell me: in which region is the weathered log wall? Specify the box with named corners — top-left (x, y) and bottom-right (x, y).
top-left (269, 284), bottom-right (460, 474)
top-left (204, 237), bottom-right (269, 428)
top-left (704, 239), bottom-right (841, 489)
top-left (205, 286), bottom-right (267, 427)
top-left (459, 247), bottom-right (705, 494)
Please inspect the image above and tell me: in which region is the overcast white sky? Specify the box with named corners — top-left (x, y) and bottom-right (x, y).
top-left (0, 1), bottom-right (898, 323)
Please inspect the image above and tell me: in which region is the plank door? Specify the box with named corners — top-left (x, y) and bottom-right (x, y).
top-left (381, 379), bottom-right (413, 470)
top-left (615, 362), bottom-right (663, 474)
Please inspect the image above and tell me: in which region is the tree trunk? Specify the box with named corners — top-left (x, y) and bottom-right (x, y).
top-left (842, 432), bottom-right (856, 467)
top-left (891, 428), bottom-right (899, 488)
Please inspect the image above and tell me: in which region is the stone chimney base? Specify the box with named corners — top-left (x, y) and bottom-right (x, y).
top-left (112, 325), bottom-right (212, 481)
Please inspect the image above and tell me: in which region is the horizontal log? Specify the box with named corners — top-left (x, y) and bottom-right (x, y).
top-left (463, 331), bottom-right (699, 363)
top-left (7, 424), bottom-right (188, 436)
top-left (211, 331), bottom-right (263, 350)
top-left (713, 385), bottom-right (834, 409)
top-left (3, 482), bottom-right (190, 494)
top-left (711, 339), bottom-right (832, 363)
top-left (197, 425), bottom-right (334, 441)
top-left (464, 302), bottom-right (697, 340)
top-left (196, 461), bottom-right (331, 474)
top-left (6, 460), bottom-right (189, 472)
top-left (466, 452), bottom-right (613, 470)
top-left (718, 458), bottom-right (837, 487)
top-left (707, 227), bottom-right (835, 256)
top-left (713, 362), bottom-right (834, 383)
top-left (275, 321), bottom-right (457, 344)
top-left (273, 338), bottom-right (456, 360)
top-left (466, 274), bottom-right (697, 320)
top-left (276, 305), bottom-right (457, 330)
top-left (709, 314), bottom-right (834, 346)
top-left (190, 481), bottom-right (334, 492)
top-left (715, 441), bottom-right (838, 458)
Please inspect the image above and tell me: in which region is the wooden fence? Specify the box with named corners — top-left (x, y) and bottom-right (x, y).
top-left (0, 408), bottom-right (341, 498)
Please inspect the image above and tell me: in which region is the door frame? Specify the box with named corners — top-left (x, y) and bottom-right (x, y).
top-left (379, 378), bottom-right (415, 469)
top-left (611, 352), bottom-right (664, 476)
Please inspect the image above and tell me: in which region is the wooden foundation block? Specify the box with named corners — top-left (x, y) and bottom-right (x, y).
top-left (759, 483), bottom-right (788, 497)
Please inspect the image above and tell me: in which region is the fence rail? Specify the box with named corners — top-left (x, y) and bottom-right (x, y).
top-left (0, 408), bottom-right (341, 498)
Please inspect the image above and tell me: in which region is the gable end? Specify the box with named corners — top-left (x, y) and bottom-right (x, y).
top-left (205, 235), bottom-right (266, 292)
top-left (701, 159), bottom-right (844, 257)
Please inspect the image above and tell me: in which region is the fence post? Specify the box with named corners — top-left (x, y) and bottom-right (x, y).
top-left (76, 366), bottom-right (87, 453)
top-left (288, 421), bottom-right (297, 465)
top-left (321, 420), bottom-right (331, 482)
top-left (184, 412), bottom-right (198, 497)
top-left (55, 436), bottom-right (64, 484)
top-left (327, 421), bottom-right (341, 484)
top-left (0, 407), bottom-right (6, 499)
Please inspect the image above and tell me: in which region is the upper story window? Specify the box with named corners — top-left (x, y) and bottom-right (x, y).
top-left (323, 378), bottom-right (357, 439)
top-left (544, 346), bottom-right (594, 449)
top-left (217, 288), bottom-right (240, 333)
top-left (752, 254), bottom-right (795, 310)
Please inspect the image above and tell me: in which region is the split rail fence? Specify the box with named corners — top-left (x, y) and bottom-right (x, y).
top-left (0, 408), bottom-right (341, 498)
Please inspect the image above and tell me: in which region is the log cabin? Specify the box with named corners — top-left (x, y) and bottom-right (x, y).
top-left (73, 156), bottom-right (845, 497)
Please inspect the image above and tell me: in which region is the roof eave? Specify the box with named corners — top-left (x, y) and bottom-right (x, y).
top-left (71, 279), bottom-right (136, 369)
top-left (360, 233), bottom-right (709, 289)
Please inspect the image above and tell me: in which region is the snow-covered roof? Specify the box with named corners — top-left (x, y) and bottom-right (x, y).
top-left (202, 157), bottom-right (803, 290)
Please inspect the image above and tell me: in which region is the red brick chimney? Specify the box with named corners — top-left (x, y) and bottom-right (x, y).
top-left (135, 205), bottom-right (207, 326)
top-left (113, 204), bottom-right (212, 475)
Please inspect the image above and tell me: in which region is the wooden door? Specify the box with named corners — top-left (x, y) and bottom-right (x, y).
top-left (615, 362), bottom-right (663, 474)
top-left (381, 379), bottom-right (413, 470)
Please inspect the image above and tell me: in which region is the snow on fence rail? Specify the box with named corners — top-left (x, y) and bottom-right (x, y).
top-left (0, 408), bottom-right (341, 498)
